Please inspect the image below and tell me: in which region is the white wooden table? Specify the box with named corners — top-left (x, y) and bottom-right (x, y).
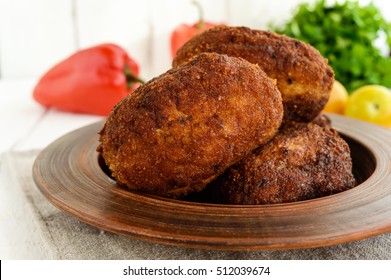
top-left (0, 79), bottom-right (103, 153)
top-left (0, 79), bottom-right (104, 258)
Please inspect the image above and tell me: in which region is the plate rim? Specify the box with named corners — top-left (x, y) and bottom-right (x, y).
top-left (32, 114), bottom-right (391, 250)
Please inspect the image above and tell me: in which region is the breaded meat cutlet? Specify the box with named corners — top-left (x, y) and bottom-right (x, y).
top-left (98, 52), bottom-right (283, 198)
top-left (173, 26), bottom-right (334, 123)
top-left (311, 113), bottom-right (332, 128)
top-left (207, 122), bottom-right (355, 205)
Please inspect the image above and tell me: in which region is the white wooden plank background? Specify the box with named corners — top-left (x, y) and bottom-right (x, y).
top-left (0, 0), bottom-right (76, 79)
top-left (0, 0), bottom-right (390, 81)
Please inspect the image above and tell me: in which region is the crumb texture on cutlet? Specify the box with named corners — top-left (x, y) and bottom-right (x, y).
top-left (173, 25), bottom-right (334, 123)
top-left (98, 52), bottom-right (283, 198)
top-left (207, 122), bottom-right (355, 205)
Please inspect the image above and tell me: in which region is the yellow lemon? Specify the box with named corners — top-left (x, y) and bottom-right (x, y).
top-left (345, 85), bottom-right (391, 128)
top-left (323, 80), bottom-right (349, 114)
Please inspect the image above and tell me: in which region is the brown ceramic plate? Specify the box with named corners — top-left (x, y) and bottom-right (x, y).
top-left (33, 114), bottom-right (391, 250)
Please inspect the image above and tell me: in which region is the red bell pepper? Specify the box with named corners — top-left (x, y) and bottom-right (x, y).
top-left (33, 43), bottom-right (143, 116)
top-left (170, 0), bottom-right (224, 58)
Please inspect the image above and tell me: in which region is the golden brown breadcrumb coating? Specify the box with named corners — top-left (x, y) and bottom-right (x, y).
top-left (98, 52), bottom-right (283, 198)
top-left (173, 26), bottom-right (334, 123)
top-left (207, 122), bottom-right (355, 204)
top-left (311, 113), bottom-right (332, 128)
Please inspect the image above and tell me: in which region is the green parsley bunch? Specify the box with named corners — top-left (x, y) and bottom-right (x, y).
top-left (272, 0), bottom-right (391, 92)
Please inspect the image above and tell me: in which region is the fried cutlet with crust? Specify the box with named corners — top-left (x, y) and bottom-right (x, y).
top-left (173, 26), bottom-right (334, 123)
top-left (311, 113), bottom-right (332, 128)
top-left (98, 52), bottom-right (283, 198)
top-left (207, 122), bottom-right (355, 204)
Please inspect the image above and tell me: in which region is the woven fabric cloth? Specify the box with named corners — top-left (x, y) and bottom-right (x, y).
top-left (1, 150), bottom-right (390, 260)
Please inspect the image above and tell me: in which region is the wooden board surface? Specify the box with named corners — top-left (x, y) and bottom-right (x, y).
top-left (32, 114), bottom-right (391, 250)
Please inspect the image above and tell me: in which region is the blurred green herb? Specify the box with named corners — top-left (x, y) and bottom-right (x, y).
top-left (271, 0), bottom-right (391, 92)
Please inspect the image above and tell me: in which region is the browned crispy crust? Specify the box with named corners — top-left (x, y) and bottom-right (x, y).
top-left (98, 53), bottom-right (283, 198)
top-left (311, 113), bottom-right (332, 128)
top-left (173, 26), bottom-right (334, 123)
top-left (207, 122), bottom-right (355, 204)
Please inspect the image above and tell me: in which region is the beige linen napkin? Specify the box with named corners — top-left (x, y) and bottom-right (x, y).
top-left (1, 150), bottom-right (390, 260)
